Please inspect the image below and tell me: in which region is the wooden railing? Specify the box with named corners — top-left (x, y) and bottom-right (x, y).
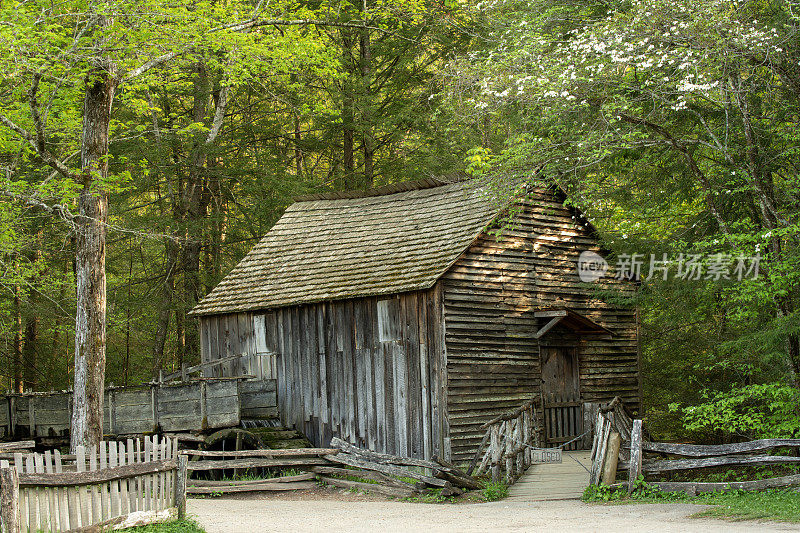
top-left (159, 351), bottom-right (278, 383)
top-left (0, 436), bottom-right (188, 533)
top-left (467, 400), bottom-right (540, 484)
top-left (589, 410), bottom-right (800, 494)
top-left (179, 438), bottom-right (480, 498)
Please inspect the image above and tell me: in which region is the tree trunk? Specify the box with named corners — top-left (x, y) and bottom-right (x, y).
top-left (22, 314), bottom-right (38, 391)
top-left (23, 227), bottom-right (42, 390)
top-left (342, 30), bottom-right (356, 190)
top-left (180, 62), bottom-right (212, 368)
top-left (359, 17), bottom-right (374, 189)
top-left (13, 283), bottom-right (23, 393)
top-left (152, 236), bottom-right (178, 373)
top-left (70, 67), bottom-right (115, 453)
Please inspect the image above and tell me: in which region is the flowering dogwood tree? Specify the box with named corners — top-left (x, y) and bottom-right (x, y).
top-left (446, 0), bottom-right (800, 385)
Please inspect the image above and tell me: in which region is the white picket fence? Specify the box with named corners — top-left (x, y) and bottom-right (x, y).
top-left (0, 436), bottom-right (188, 533)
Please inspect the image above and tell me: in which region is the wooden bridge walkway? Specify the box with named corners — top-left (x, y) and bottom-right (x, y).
top-left (506, 450), bottom-right (592, 501)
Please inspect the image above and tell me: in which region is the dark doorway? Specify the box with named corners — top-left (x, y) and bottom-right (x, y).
top-left (540, 345), bottom-right (584, 450)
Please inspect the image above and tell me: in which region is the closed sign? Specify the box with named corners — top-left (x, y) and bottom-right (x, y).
top-left (531, 448), bottom-right (562, 464)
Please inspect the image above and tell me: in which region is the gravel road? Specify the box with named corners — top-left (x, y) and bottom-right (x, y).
top-left (189, 497), bottom-right (799, 533)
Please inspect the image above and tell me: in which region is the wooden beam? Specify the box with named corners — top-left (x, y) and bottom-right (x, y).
top-left (620, 454), bottom-right (800, 473)
top-left (640, 438), bottom-right (800, 457)
top-left (652, 474), bottom-right (800, 494)
top-left (18, 459), bottom-right (176, 486)
top-left (188, 481), bottom-right (317, 493)
top-left (175, 454), bottom-right (188, 520)
top-left (187, 457), bottom-right (327, 471)
top-left (0, 465), bottom-right (19, 533)
top-left (533, 310), bottom-right (568, 318)
top-left (180, 448), bottom-right (338, 458)
top-left (534, 316), bottom-right (564, 339)
top-left (627, 419), bottom-right (642, 493)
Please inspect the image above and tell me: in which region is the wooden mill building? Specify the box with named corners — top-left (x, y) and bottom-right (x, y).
top-left (190, 179), bottom-right (640, 463)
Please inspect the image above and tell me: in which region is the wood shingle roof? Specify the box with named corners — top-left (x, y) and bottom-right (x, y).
top-left (190, 179), bottom-right (506, 316)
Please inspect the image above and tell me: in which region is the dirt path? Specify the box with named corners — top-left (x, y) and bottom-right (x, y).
top-left (189, 496), bottom-right (798, 532)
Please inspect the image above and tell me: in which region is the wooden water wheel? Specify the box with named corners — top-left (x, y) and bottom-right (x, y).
top-left (194, 428), bottom-right (265, 480)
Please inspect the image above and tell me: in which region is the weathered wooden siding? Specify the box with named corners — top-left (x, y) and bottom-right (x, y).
top-left (199, 313), bottom-right (277, 379)
top-left (442, 189), bottom-right (639, 463)
top-left (199, 288), bottom-right (448, 459)
top-left (0, 379), bottom-right (271, 438)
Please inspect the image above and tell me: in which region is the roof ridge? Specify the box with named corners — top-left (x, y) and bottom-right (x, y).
top-left (293, 176), bottom-right (467, 202)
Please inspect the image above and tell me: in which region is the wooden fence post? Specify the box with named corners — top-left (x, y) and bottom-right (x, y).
top-left (1, 464), bottom-right (20, 533)
top-left (175, 455), bottom-right (188, 520)
top-left (504, 420), bottom-right (514, 484)
top-left (590, 414), bottom-right (610, 485)
top-left (601, 432), bottom-right (621, 486)
top-left (627, 419), bottom-right (643, 493)
top-left (490, 423), bottom-right (501, 483)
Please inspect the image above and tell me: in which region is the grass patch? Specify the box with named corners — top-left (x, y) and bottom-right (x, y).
top-left (119, 519), bottom-right (206, 532)
top-left (482, 481), bottom-right (509, 502)
top-left (583, 479), bottom-right (800, 522)
top-left (401, 488), bottom-right (457, 503)
top-left (693, 490), bottom-right (800, 522)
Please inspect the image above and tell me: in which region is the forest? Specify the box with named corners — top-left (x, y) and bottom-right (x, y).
top-left (0, 0), bottom-right (798, 448)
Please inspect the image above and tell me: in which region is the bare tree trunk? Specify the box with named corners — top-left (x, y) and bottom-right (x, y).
top-left (23, 227), bottom-right (42, 390)
top-left (51, 243), bottom-right (72, 390)
top-left (13, 284), bottom-right (23, 393)
top-left (342, 30), bottom-right (356, 190)
top-left (152, 237), bottom-right (178, 373)
top-left (23, 315), bottom-right (38, 391)
top-left (70, 66), bottom-right (115, 453)
top-left (359, 14), bottom-right (374, 189)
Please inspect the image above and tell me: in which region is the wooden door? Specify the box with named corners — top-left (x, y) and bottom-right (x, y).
top-left (540, 346), bottom-right (583, 450)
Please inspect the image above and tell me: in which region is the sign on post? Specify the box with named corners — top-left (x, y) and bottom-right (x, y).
top-left (531, 448), bottom-right (562, 464)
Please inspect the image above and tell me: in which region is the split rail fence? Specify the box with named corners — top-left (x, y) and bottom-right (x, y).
top-left (181, 437), bottom-right (479, 498)
top-left (589, 400), bottom-right (800, 494)
top-left (0, 436), bottom-right (188, 533)
top-left (467, 399), bottom-right (542, 484)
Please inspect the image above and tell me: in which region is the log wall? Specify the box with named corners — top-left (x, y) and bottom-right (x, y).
top-left (442, 189), bottom-right (640, 462)
top-left (199, 287), bottom-right (448, 459)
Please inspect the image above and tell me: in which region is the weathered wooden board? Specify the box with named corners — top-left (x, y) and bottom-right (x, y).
top-left (441, 189), bottom-right (639, 462)
top-left (239, 380), bottom-right (278, 419)
top-left (200, 291), bottom-right (445, 459)
top-left (0, 379), bottom-right (270, 438)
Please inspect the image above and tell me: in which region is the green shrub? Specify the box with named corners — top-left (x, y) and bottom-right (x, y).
top-left (482, 481), bottom-right (509, 501)
top-left (670, 383), bottom-right (800, 441)
top-left (120, 519), bottom-right (206, 532)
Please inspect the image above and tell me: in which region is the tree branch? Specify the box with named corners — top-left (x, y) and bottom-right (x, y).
top-left (0, 190), bottom-right (77, 227)
top-left (122, 50), bottom-right (181, 83)
top-left (28, 73), bottom-right (46, 154)
top-left (0, 113), bottom-right (76, 180)
top-left (617, 112), bottom-right (731, 235)
top-left (205, 85), bottom-right (229, 146)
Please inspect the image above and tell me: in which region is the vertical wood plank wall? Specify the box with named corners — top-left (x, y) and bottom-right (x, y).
top-left (198, 287), bottom-right (446, 459)
top-left (441, 189), bottom-right (639, 462)
top-left (199, 313), bottom-right (277, 380)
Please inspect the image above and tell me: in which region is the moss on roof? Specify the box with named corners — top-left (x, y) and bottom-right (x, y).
top-left (191, 179), bottom-right (507, 316)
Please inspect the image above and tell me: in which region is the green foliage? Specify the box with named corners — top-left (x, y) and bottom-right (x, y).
top-left (441, 0), bottom-right (800, 439)
top-left (481, 481), bottom-right (509, 502)
top-left (671, 383), bottom-right (800, 440)
top-left (401, 488), bottom-right (458, 504)
top-left (583, 482), bottom-right (800, 523)
top-left (0, 0), bottom-right (478, 390)
top-left (119, 519), bottom-right (206, 533)
top-left (582, 477), bottom-right (672, 502)
top-left (694, 489), bottom-right (800, 523)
